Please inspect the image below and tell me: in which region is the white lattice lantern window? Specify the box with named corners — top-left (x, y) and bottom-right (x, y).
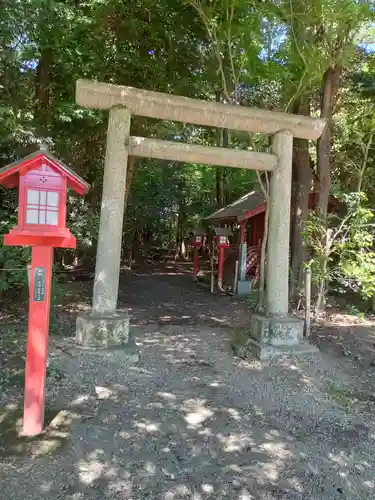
top-left (15, 161), bottom-right (68, 235)
top-left (191, 233), bottom-right (204, 247)
top-left (26, 189), bottom-right (59, 226)
top-left (216, 234), bottom-right (230, 248)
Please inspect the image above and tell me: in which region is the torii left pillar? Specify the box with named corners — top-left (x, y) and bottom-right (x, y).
top-left (76, 106), bottom-right (138, 359)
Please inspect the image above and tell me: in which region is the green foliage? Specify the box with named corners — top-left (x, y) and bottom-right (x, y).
top-left (336, 195), bottom-right (375, 299)
top-left (305, 192), bottom-right (375, 307)
top-left (0, 0), bottom-right (375, 312)
top-left (67, 195), bottom-right (100, 264)
top-left (49, 268), bottom-right (68, 336)
top-left (0, 324), bottom-right (27, 391)
top-left (326, 382), bottom-right (355, 409)
top-left (0, 207), bottom-right (30, 295)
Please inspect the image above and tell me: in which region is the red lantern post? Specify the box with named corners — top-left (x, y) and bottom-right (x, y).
top-left (193, 248), bottom-right (200, 280)
top-left (214, 228), bottom-right (231, 291)
top-left (190, 231), bottom-right (205, 281)
top-left (0, 150), bottom-right (89, 436)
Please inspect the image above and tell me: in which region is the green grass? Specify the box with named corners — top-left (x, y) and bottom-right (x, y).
top-left (0, 324), bottom-right (65, 394)
top-left (0, 324), bottom-right (27, 390)
top-left (0, 406), bottom-right (69, 458)
top-left (326, 382), bottom-right (355, 409)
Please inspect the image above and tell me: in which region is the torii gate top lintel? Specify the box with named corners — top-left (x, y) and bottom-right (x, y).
top-left (76, 79), bottom-right (325, 141)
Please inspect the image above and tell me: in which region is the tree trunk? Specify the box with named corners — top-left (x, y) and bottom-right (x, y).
top-left (357, 132), bottom-right (373, 192)
top-left (315, 66), bottom-right (342, 311)
top-left (316, 248), bottom-right (329, 313)
top-left (290, 97), bottom-right (312, 300)
top-left (255, 170), bottom-right (269, 312)
top-left (216, 169), bottom-right (225, 207)
top-left (215, 91), bottom-right (228, 207)
top-left (222, 128), bottom-right (230, 204)
top-left (174, 198), bottom-right (186, 260)
top-left (317, 66), bottom-right (342, 218)
top-left (257, 188), bottom-right (269, 312)
top-left (123, 155), bottom-right (138, 210)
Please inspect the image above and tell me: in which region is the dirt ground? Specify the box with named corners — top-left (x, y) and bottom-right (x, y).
top-left (1, 261), bottom-right (375, 499)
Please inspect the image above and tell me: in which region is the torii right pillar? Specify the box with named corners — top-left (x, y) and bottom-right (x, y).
top-left (248, 130), bottom-right (318, 360)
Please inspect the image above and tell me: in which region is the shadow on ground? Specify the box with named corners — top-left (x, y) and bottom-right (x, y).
top-left (1, 322), bottom-right (375, 499)
top-left (1, 262), bottom-right (375, 499)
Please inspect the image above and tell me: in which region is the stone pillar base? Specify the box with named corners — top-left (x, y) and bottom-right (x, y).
top-left (76, 311), bottom-right (138, 361)
top-left (232, 313), bottom-right (318, 361)
top-left (237, 280), bottom-right (251, 296)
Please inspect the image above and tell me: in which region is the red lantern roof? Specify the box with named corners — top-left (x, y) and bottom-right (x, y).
top-left (0, 149), bottom-right (90, 195)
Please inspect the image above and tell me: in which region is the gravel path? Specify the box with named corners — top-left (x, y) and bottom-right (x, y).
top-left (116, 262), bottom-right (251, 328)
top-left (1, 263), bottom-right (375, 499)
top-left (1, 322), bottom-right (375, 499)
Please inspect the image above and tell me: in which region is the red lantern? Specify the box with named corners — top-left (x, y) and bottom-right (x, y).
top-left (1, 151), bottom-right (88, 247)
top-left (191, 234), bottom-right (203, 247)
top-left (216, 234), bottom-right (230, 248)
top-left (0, 149), bottom-right (89, 436)
top-left (189, 231), bottom-right (206, 280)
top-left (213, 228), bottom-right (232, 290)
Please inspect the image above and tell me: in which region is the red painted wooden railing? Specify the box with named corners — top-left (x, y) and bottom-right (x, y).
top-left (246, 245), bottom-right (261, 283)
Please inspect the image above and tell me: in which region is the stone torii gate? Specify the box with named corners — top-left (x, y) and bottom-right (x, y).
top-left (75, 79), bottom-right (325, 360)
